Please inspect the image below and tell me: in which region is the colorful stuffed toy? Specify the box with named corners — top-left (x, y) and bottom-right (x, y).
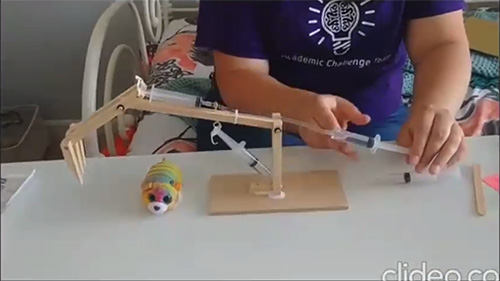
top-left (141, 158), bottom-right (183, 215)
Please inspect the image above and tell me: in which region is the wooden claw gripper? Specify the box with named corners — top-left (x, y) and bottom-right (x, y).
top-left (60, 76), bottom-right (147, 184)
top-left (60, 76), bottom-right (284, 200)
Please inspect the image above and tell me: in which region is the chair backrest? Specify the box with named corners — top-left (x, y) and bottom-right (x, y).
top-left (81, 0), bottom-right (198, 157)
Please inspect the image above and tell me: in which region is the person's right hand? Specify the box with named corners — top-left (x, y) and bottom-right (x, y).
top-left (296, 94), bottom-right (371, 160)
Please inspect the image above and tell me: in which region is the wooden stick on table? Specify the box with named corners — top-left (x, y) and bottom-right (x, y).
top-left (271, 113), bottom-right (283, 196)
top-left (473, 164), bottom-right (486, 216)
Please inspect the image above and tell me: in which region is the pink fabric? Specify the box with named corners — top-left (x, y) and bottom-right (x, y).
top-left (483, 174), bottom-right (499, 192)
top-left (152, 33), bottom-right (198, 72)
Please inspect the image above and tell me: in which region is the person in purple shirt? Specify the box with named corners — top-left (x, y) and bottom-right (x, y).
top-left (194, 0), bottom-right (471, 175)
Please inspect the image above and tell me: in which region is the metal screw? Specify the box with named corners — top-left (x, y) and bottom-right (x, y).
top-left (117, 105), bottom-right (125, 111)
top-left (274, 128), bottom-right (282, 133)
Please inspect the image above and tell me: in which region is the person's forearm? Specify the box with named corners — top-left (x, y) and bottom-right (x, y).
top-left (411, 41), bottom-right (471, 115)
top-left (216, 69), bottom-right (314, 133)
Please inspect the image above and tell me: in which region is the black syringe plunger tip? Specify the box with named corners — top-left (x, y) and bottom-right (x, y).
top-left (367, 137), bottom-right (375, 148)
top-left (404, 172), bottom-right (411, 184)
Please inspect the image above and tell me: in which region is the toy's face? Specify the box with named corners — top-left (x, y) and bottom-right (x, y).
top-left (143, 185), bottom-right (174, 215)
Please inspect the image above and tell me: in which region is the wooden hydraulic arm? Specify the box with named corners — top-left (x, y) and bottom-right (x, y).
top-left (60, 77), bottom-right (284, 197)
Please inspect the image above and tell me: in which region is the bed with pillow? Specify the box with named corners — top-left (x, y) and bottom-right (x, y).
top-left (80, 0), bottom-right (210, 158)
top-left (127, 16), bottom-right (213, 156)
top-left (81, 0), bottom-right (499, 158)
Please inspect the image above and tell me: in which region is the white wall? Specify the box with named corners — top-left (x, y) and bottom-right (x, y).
top-left (1, 0), bottom-right (143, 120)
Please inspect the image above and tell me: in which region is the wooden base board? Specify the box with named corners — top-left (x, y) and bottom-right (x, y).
top-left (208, 170), bottom-right (348, 216)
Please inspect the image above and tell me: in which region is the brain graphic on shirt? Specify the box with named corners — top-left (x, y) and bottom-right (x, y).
top-left (324, 2), bottom-right (358, 33)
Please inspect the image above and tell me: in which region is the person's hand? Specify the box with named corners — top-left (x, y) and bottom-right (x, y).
top-left (296, 94), bottom-right (370, 159)
top-left (397, 104), bottom-right (466, 175)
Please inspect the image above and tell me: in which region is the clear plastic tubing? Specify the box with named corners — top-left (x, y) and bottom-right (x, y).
top-left (211, 124), bottom-right (272, 176)
top-left (376, 141), bottom-right (409, 154)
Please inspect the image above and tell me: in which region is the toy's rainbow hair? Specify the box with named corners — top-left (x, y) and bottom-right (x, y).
top-left (142, 158), bottom-right (182, 199)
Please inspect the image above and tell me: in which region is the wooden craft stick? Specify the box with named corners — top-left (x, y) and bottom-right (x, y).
top-left (271, 113), bottom-right (283, 196)
top-left (79, 140), bottom-right (87, 168)
top-left (66, 85), bottom-right (137, 141)
top-left (473, 164), bottom-right (486, 216)
top-left (61, 142), bottom-right (80, 182)
top-left (67, 141), bottom-right (83, 184)
top-left (133, 98), bottom-right (275, 129)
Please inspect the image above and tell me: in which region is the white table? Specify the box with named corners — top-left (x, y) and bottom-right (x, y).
top-left (2, 136), bottom-right (499, 280)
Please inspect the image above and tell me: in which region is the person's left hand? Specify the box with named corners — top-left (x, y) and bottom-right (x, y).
top-left (397, 104), bottom-right (467, 175)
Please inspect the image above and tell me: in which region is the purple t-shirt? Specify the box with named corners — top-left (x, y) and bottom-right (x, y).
top-left (195, 0), bottom-right (464, 121)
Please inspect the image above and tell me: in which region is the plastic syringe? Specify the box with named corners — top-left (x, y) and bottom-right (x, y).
top-left (147, 85), bottom-right (227, 110)
top-left (135, 75), bottom-right (409, 155)
top-left (328, 129), bottom-right (409, 154)
top-left (210, 123), bottom-right (272, 176)
top-left (281, 117), bottom-right (409, 154)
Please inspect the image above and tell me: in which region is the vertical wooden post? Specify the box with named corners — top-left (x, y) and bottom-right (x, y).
top-left (271, 113), bottom-right (283, 196)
